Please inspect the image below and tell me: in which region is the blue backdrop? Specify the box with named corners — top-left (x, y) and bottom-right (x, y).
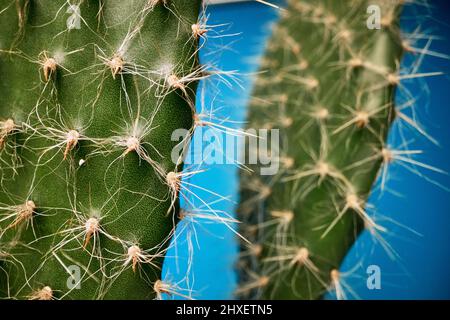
top-left (163, 0), bottom-right (450, 299)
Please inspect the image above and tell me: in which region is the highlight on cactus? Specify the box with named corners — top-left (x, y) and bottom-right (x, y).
top-left (0, 0), bottom-right (449, 303)
top-left (0, 0), bottom-right (209, 300)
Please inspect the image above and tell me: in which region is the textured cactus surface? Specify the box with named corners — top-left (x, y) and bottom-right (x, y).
top-left (238, 0), bottom-right (406, 299)
top-left (0, 0), bottom-right (201, 299)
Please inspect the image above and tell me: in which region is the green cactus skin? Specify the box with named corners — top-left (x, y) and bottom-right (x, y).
top-left (0, 0), bottom-right (201, 300)
top-left (238, 0), bottom-right (406, 299)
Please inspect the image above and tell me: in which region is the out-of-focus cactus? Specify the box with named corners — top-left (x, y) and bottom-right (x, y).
top-left (238, 0), bottom-right (414, 299)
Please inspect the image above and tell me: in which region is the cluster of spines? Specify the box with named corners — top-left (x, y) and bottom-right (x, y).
top-left (238, 0), bottom-right (445, 300)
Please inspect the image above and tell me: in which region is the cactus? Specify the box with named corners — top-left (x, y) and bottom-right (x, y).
top-left (237, 0), bottom-right (436, 299)
top-left (0, 0), bottom-right (203, 299)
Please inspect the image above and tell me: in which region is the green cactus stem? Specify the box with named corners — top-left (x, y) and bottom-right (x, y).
top-left (0, 0), bottom-right (201, 299)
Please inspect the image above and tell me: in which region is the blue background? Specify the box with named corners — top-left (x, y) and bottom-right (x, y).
top-left (163, 0), bottom-right (450, 299)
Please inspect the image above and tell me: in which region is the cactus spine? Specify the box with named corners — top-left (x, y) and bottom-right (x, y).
top-left (0, 0), bottom-right (202, 299)
top-left (238, 0), bottom-right (409, 299)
